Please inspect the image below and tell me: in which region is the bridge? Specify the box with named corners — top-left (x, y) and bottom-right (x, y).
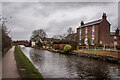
top-left (13, 40), bottom-right (30, 47)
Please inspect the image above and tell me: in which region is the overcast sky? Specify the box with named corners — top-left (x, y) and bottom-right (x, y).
top-left (2, 2), bottom-right (119, 40)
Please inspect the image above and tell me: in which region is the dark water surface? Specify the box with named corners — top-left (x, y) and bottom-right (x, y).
top-left (21, 47), bottom-right (120, 79)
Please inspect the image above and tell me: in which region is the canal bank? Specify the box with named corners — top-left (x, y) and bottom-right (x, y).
top-left (14, 46), bottom-right (43, 79)
top-left (44, 48), bottom-right (120, 63)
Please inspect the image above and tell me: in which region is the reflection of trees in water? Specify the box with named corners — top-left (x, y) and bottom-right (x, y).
top-left (29, 49), bottom-right (42, 63)
top-left (74, 57), bottom-right (118, 79)
top-left (63, 55), bottom-right (118, 78)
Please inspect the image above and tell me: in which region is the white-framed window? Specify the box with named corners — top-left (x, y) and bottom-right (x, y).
top-left (100, 41), bottom-right (102, 44)
top-left (92, 38), bottom-right (94, 45)
top-left (85, 32), bottom-right (87, 37)
top-left (92, 25), bottom-right (95, 32)
top-left (85, 38), bottom-right (88, 45)
top-left (92, 31), bottom-right (94, 37)
top-left (92, 25), bottom-right (95, 38)
top-left (80, 28), bottom-right (81, 39)
top-left (114, 36), bottom-right (116, 39)
top-left (31, 41), bottom-right (35, 46)
top-left (114, 41), bottom-right (117, 45)
top-left (79, 43), bottom-right (81, 45)
top-left (85, 27), bottom-right (87, 37)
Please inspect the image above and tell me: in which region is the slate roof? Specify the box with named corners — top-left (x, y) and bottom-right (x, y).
top-left (79, 19), bottom-right (102, 28)
top-left (65, 33), bottom-right (77, 38)
top-left (44, 38), bottom-right (60, 41)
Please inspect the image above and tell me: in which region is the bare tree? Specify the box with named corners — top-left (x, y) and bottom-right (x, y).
top-left (0, 16), bottom-right (12, 52)
top-left (52, 34), bottom-right (66, 40)
top-left (52, 35), bottom-right (59, 39)
top-left (67, 27), bottom-right (74, 35)
top-left (31, 29), bottom-right (47, 39)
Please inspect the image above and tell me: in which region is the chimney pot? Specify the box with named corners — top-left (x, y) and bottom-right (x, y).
top-left (81, 21), bottom-right (84, 26)
top-left (115, 28), bottom-right (119, 34)
top-left (102, 13), bottom-right (107, 20)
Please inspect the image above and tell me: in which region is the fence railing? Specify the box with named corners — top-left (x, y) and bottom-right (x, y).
top-left (77, 45), bottom-right (118, 51)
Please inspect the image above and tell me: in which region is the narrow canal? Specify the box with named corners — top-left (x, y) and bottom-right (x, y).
top-left (21, 46), bottom-right (120, 79)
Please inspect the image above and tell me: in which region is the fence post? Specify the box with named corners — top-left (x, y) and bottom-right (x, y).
top-left (114, 45), bottom-right (116, 51)
top-left (94, 46), bottom-right (96, 51)
top-left (88, 45), bottom-right (89, 51)
top-left (103, 44), bottom-right (105, 51)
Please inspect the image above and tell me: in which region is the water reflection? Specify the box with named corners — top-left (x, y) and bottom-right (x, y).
top-left (21, 47), bottom-right (120, 79)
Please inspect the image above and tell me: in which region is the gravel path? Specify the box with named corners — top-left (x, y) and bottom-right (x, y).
top-left (2, 46), bottom-right (20, 78)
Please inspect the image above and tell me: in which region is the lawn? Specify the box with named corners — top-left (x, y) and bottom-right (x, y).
top-left (83, 48), bottom-right (103, 52)
top-left (14, 46), bottom-right (43, 79)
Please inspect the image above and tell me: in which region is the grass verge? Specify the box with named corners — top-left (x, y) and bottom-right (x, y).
top-left (83, 49), bottom-right (103, 52)
top-left (14, 46), bottom-right (43, 79)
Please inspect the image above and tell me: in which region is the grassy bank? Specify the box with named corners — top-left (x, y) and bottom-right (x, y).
top-left (14, 46), bottom-right (43, 79)
top-left (83, 49), bottom-right (103, 52)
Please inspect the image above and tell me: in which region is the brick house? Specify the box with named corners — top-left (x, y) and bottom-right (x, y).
top-left (30, 35), bottom-right (43, 47)
top-left (76, 13), bottom-right (120, 46)
top-left (110, 28), bottom-right (120, 46)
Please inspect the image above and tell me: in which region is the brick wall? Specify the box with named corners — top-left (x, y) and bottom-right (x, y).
top-left (76, 28), bottom-right (80, 45)
top-left (94, 25), bottom-right (99, 44)
top-left (52, 44), bottom-right (67, 50)
top-left (110, 35), bottom-right (120, 46)
top-left (98, 20), bottom-right (111, 45)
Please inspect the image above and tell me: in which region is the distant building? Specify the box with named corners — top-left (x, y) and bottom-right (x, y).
top-left (30, 35), bottom-right (60, 47)
top-left (110, 28), bottom-right (120, 46)
top-left (43, 38), bottom-right (60, 44)
top-left (30, 35), bottom-right (43, 47)
top-left (65, 33), bottom-right (77, 41)
top-left (76, 13), bottom-right (120, 46)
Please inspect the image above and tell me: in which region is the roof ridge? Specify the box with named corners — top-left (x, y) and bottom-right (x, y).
top-left (80, 19), bottom-right (102, 27)
top-left (84, 19), bottom-right (102, 25)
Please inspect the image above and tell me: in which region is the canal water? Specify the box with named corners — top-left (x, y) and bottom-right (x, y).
top-left (21, 46), bottom-right (120, 79)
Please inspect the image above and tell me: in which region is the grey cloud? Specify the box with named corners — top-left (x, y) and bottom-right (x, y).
top-left (2, 2), bottom-right (118, 40)
top-left (118, 1), bottom-right (120, 29)
top-left (45, 16), bottom-right (89, 37)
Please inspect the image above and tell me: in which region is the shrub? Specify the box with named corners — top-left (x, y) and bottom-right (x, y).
top-left (96, 44), bottom-right (104, 47)
top-left (69, 41), bottom-right (77, 50)
top-left (80, 38), bottom-right (85, 45)
top-left (64, 45), bottom-right (72, 52)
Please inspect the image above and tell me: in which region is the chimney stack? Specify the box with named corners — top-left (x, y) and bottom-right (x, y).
top-left (81, 21), bottom-right (84, 26)
top-left (102, 13), bottom-right (107, 20)
top-left (115, 28), bottom-right (119, 34)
